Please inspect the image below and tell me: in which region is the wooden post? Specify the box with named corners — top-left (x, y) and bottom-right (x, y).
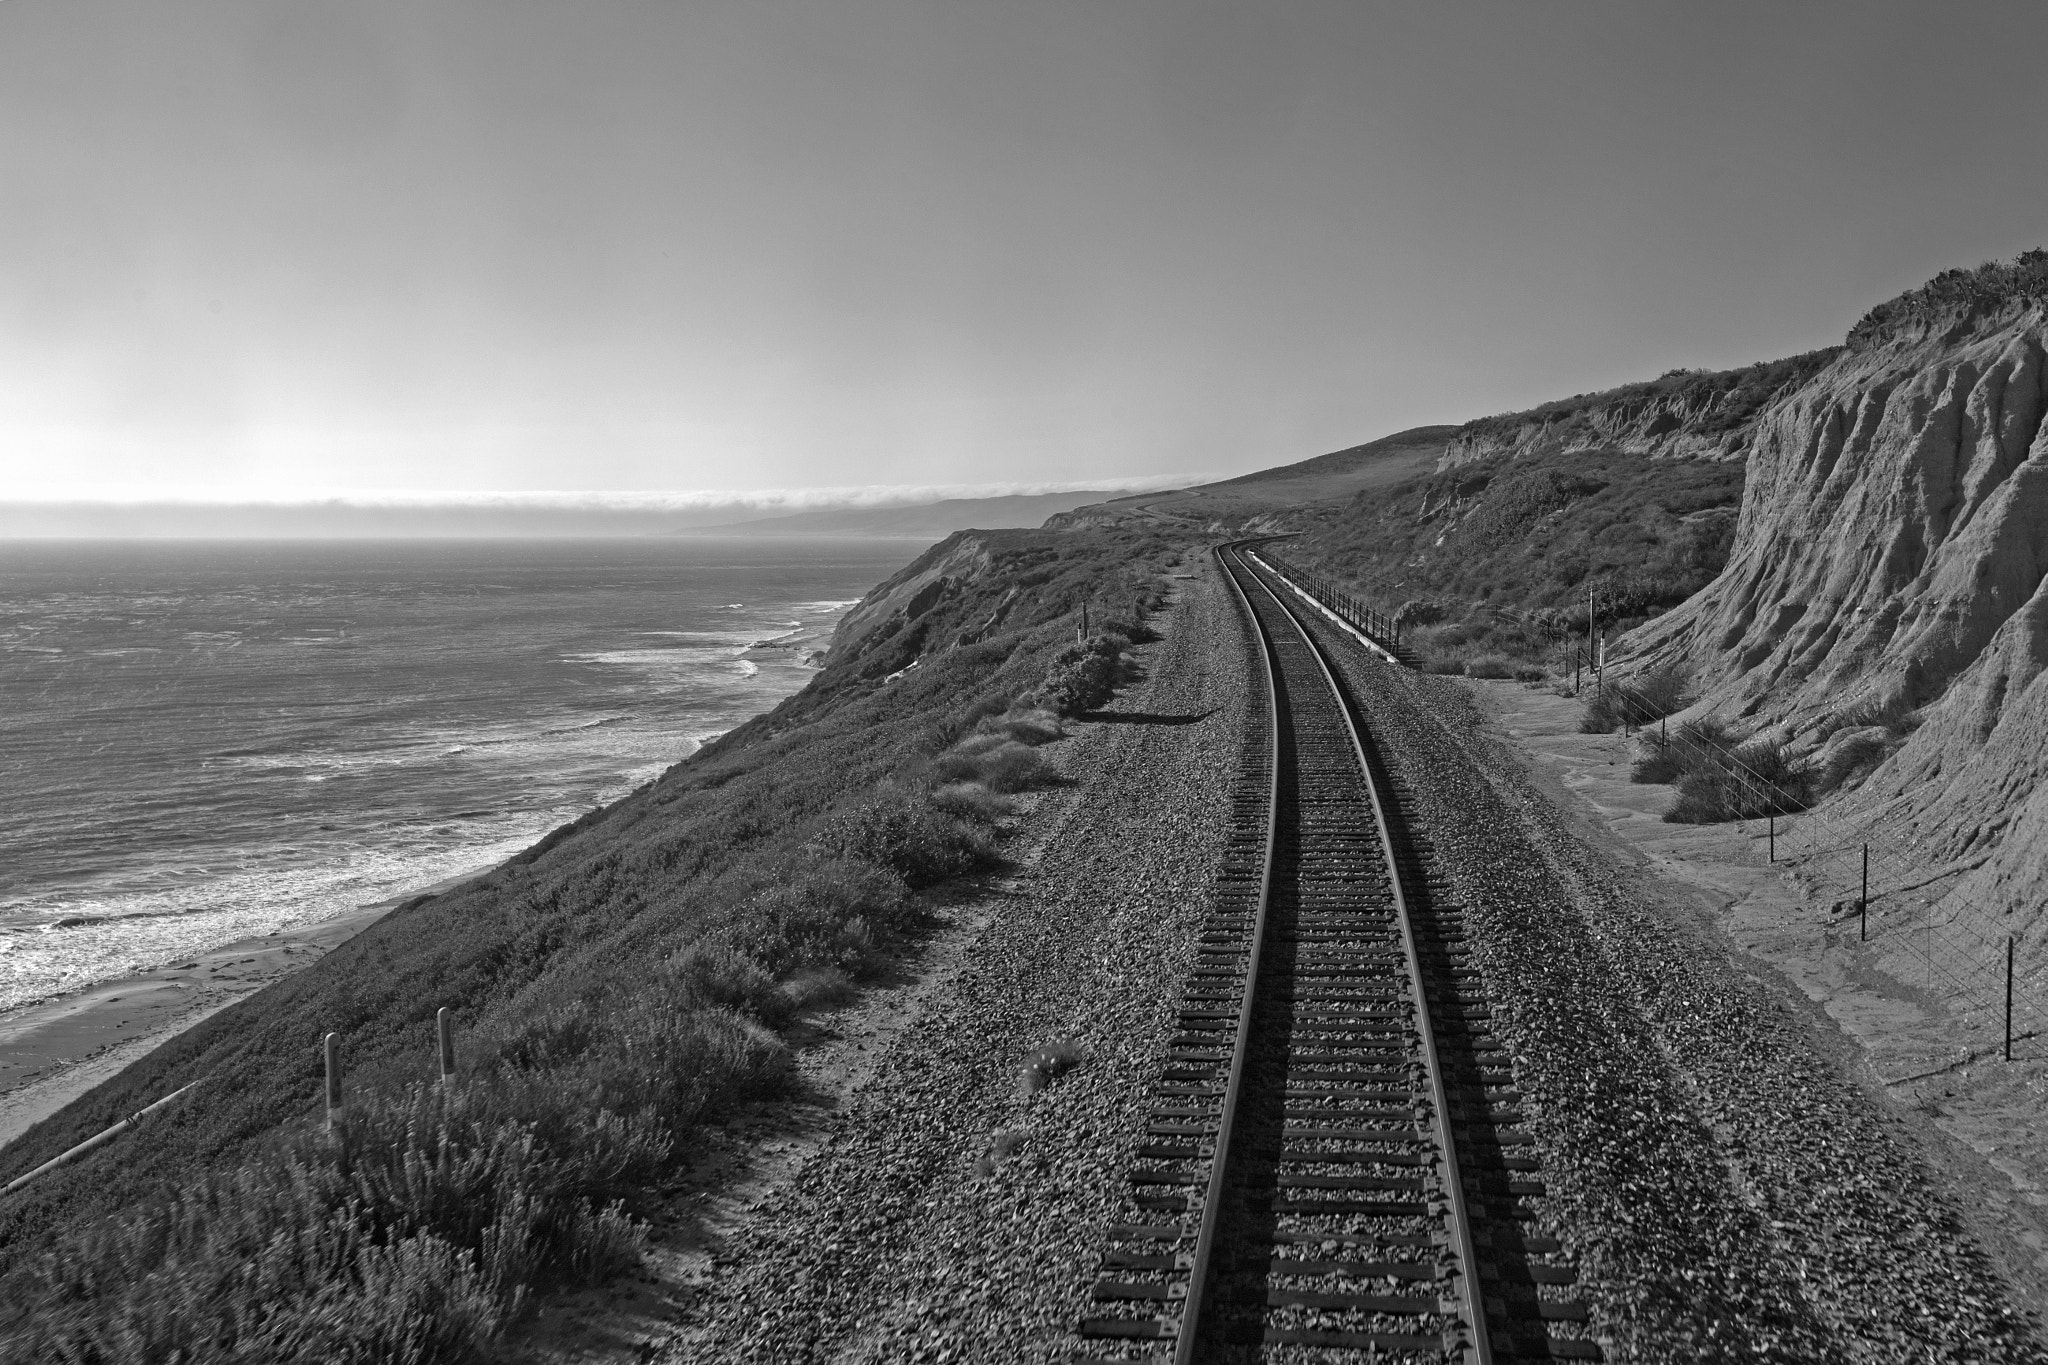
top-left (2006, 937), bottom-right (2015, 1063)
top-left (1860, 844), bottom-right (1869, 942)
top-left (437, 1006), bottom-right (456, 1085)
top-left (1586, 586), bottom-right (1595, 691)
top-left (324, 1032), bottom-right (342, 1131)
top-left (1769, 813), bottom-right (1775, 863)
top-left (1079, 603), bottom-right (1089, 641)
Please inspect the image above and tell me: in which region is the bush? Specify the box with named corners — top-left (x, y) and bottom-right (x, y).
top-left (928, 781), bottom-right (1017, 826)
top-left (1631, 717), bottom-right (1735, 786)
top-left (816, 792), bottom-right (999, 889)
top-left (1665, 737), bottom-right (1812, 823)
top-left (1464, 654), bottom-right (1516, 679)
top-left (5, 1081), bottom-right (667, 1365)
top-left (724, 857), bottom-right (918, 977)
top-left (1032, 634), bottom-right (1129, 716)
top-left (1582, 664), bottom-right (1691, 733)
top-left (930, 739), bottom-right (1055, 793)
top-left (1815, 729), bottom-right (1896, 795)
top-left (982, 708), bottom-right (1064, 746)
top-left (779, 968), bottom-right (858, 1012)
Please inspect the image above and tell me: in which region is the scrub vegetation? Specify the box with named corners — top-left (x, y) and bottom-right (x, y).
top-left (1285, 448), bottom-right (1747, 676)
top-left (1848, 247), bottom-right (2048, 346)
top-left (0, 527), bottom-right (1177, 1364)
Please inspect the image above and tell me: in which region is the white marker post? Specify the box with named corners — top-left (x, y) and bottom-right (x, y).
top-left (323, 1032), bottom-right (342, 1132)
top-left (437, 1007), bottom-right (456, 1086)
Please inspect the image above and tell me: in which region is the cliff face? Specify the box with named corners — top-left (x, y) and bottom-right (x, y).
top-left (1623, 301), bottom-right (2048, 743)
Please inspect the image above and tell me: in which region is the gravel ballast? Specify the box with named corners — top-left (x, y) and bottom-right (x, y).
top-left (657, 548), bottom-right (2045, 1364)
top-left (1301, 604), bottom-right (2046, 1363)
top-left (663, 561), bottom-right (1254, 1364)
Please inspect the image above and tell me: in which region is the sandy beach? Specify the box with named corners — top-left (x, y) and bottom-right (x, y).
top-left (0, 870), bottom-right (487, 1151)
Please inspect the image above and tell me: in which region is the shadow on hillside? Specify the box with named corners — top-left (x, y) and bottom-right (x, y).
top-left (1079, 708), bottom-right (1217, 726)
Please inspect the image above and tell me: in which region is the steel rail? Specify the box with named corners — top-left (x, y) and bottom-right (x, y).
top-left (1236, 545), bottom-right (1496, 1365)
top-left (1169, 540), bottom-right (1286, 1363)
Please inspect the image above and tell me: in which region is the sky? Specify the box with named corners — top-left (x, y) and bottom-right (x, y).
top-left (4, 0), bottom-right (2047, 522)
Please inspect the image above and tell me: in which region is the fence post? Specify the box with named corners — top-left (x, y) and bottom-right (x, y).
top-left (2006, 937), bottom-right (2015, 1063)
top-left (1860, 844), bottom-right (1869, 942)
top-left (324, 1032), bottom-right (342, 1132)
top-left (438, 1006), bottom-right (456, 1085)
top-left (1769, 812), bottom-right (1775, 863)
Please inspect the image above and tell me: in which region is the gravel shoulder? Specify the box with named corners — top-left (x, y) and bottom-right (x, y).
top-left (1301, 618), bottom-right (2046, 1363)
top-left (1468, 677), bottom-right (2048, 1332)
top-left (520, 554), bottom-right (1251, 1365)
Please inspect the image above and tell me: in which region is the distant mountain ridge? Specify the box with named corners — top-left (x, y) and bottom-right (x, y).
top-left (675, 490), bottom-right (1143, 538)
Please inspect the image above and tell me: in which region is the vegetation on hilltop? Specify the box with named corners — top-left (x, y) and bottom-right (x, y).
top-left (1450, 347), bottom-right (1839, 451)
top-left (1848, 248), bottom-right (2048, 347)
top-left (0, 527), bottom-right (1179, 1363)
top-left (1283, 447), bottom-right (1745, 675)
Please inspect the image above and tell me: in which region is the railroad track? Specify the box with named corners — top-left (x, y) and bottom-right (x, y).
top-left (1073, 543), bottom-right (1597, 1364)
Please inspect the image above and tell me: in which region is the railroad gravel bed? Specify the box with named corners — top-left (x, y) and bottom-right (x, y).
top-left (1305, 611), bottom-right (2046, 1363)
top-left (662, 562), bottom-right (1253, 1364)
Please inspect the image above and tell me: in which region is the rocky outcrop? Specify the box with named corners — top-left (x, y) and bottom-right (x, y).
top-left (1621, 300), bottom-right (2048, 743)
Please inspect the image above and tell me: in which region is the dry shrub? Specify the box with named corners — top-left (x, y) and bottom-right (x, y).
top-left (5, 1081), bottom-right (665, 1365)
top-left (1815, 728), bottom-right (1897, 794)
top-left (725, 858), bottom-right (917, 978)
top-left (1665, 737), bottom-right (1811, 823)
top-left (779, 967), bottom-right (857, 1012)
top-left (1032, 635), bottom-right (1129, 716)
top-left (928, 781), bottom-right (1016, 826)
top-left (986, 709), bottom-right (1065, 746)
top-left (816, 791), bottom-right (998, 889)
top-left (1582, 664), bottom-right (1690, 733)
top-left (930, 739), bottom-right (1054, 793)
top-left (1464, 654), bottom-right (1516, 679)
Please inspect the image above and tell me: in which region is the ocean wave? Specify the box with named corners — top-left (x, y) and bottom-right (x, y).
top-left (0, 824), bottom-right (569, 1014)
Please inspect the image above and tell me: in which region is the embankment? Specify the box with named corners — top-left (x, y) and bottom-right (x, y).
top-left (0, 524), bottom-right (1183, 1362)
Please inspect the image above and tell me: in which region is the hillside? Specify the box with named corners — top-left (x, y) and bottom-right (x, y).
top-left (1047, 424), bottom-right (1451, 531)
top-left (1613, 254), bottom-right (2048, 959)
top-left (0, 525), bottom-right (1181, 1359)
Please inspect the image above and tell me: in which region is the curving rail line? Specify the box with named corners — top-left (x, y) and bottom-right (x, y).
top-left (1073, 543), bottom-right (1597, 1363)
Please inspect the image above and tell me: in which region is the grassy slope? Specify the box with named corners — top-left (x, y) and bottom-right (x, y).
top-left (0, 526), bottom-right (1180, 1350)
top-left (1056, 425), bottom-right (1453, 528)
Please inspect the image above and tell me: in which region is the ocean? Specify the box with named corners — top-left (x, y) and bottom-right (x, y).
top-left (0, 537), bottom-right (917, 1016)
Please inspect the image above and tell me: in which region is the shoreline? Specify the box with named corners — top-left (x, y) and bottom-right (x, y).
top-left (0, 866), bottom-right (489, 1150)
top-left (0, 614), bottom-right (857, 1156)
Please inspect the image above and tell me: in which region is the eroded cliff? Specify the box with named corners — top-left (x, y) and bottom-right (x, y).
top-left (1618, 254), bottom-right (2048, 933)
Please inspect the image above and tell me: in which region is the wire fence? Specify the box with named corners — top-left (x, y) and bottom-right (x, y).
top-left (1259, 554), bottom-right (2042, 1070)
